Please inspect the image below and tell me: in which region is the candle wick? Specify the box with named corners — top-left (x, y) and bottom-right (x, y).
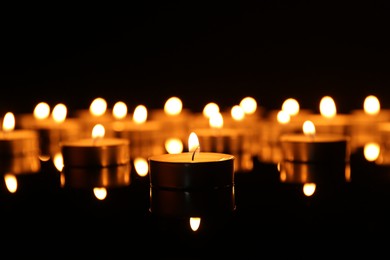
top-left (191, 146), bottom-right (200, 161)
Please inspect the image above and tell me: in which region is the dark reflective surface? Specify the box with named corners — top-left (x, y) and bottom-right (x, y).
top-left (1, 149), bottom-right (390, 257)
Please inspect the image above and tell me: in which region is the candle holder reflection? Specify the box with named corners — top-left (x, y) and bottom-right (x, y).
top-left (61, 163), bottom-right (131, 189)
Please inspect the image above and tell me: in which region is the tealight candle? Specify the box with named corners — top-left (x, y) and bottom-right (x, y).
top-left (61, 124), bottom-right (130, 168)
top-left (149, 132), bottom-right (235, 189)
top-left (0, 112), bottom-right (39, 157)
top-left (149, 152), bottom-right (235, 189)
top-left (280, 120), bottom-right (350, 163)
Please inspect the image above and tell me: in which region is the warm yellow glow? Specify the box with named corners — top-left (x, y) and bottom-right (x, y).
top-left (239, 96), bottom-right (257, 115)
top-left (282, 98), bottom-right (300, 116)
top-left (4, 173), bottom-right (17, 193)
top-left (231, 105), bottom-right (245, 121)
top-left (112, 101), bottom-right (128, 120)
top-left (134, 157), bottom-right (149, 177)
top-left (364, 142), bottom-right (380, 162)
top-left (190, 217), bottom-right (201, 232)
top-left (363, 95), bottom-right (380, 116)
top-left (93, 187), bottom-right (107, 200)
top-left (2, 112), bottom-right (15, 132)
top-left (92, 124), bottom-right (105, 139)
top-left (302, 120), bottom-right (316, 135)
top-left (319, 96), bottom-right (337, 118)
top-left (164, 96), bottom-right (182, 116)
top-left (133, 105), bottom-right (148, 124)
top-left (203, 102), bottom-right (220, 118)
top-left (209, 112), bottom-right (223, 128)
top-left (276, 110), bottom-right (291, 124)
top-left (89, 97), bottom-right (107, 117)
top-left (188, 132), bottom-right (200, 152)
top-left (52, 103), bottom-right (67, 123)
top-left (33, 102), bottom-right (50, 120)
top-left (165, 138), bottom-right (184, 154)
top-left (53, 152), bottom-right (64, 172)
top-left (303, 183), bottom-right (316, 196)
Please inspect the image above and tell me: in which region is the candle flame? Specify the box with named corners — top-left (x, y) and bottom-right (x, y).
top-left (209, 112), bottom-right (223, 128)
top-left (89, 97), bottom-right (107, 117)
top-left (188, 132), bottom-right (200, 152)
top-left (282, 98), bottom-right (300, 116)
top-left (303, 183), bottom-right (316, 197)
top-left (53, 152), bottom-right (64, 172)
top-left (363, 95), bottom-right (380, 115)
top-left (165, 138), bottom-right (184, 154)
top-left (92, 124), bottom-right (105, 139)
top-left (33, 102), bottom-right (50, 120)
top-left (302, 120), bottom-right (316, 136)
top-left (319, 96), bottom-right (337, 118)
top-left (112, 101), bottom-right (128, 120)
top-left (231, 105), bottom-right (245, 121)
top-left (2, 112), bottom-right (15, 132)
top-left (364, 142), bottom-right (380, 162)
top-left (134, 157), bottom-right (149, 177)
top-left (276, 110), bottom-right (291, 124)
top-left (133, 105), bottom-right (148, 124)
top-left (52, 103), bottom-right (67, 123)
top-left (164, 96), bottom-right (183, 116)
top-left (203, 102), bottom-right (220, 118)
top-left (4, 173), bottom-right (18, 193)
top-left (239, 96), bottom-right (257, 115)
top-left (190, 217), bottom-right (201, 232)
top-left (93, 187), bottom-right (107, 200)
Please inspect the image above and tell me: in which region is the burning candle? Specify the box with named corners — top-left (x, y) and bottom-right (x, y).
top-left (0, 112), bottom-right (40, 157)
top-left (280, 120), bottom-right (350, 163)
top-left (148, 132), bottom-right (235, 189)
top-left (60, 124), bottom-right (130, 167)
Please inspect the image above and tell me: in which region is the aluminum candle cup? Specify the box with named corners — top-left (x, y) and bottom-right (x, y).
top-left (0, 130), bottom-right (39, 157)
top-left (280, 134), bottom-right (350, 163)
top-left (148, 152), bottom-right (235, 189)
top-left (61, 138), bottom-right (130, 167)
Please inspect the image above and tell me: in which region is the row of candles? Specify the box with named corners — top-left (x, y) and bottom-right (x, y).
top-left (1, 95), bottom-right (389, 192)
top-left (2, 94), bottom-right (390, 232)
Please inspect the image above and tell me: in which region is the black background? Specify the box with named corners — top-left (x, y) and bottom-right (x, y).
top-left (1, 3), bottom-right (390, 115)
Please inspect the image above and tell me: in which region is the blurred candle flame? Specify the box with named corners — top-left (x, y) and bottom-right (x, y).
top-left (239, 96), bottom-right (257, 115)
top-left (112, 101), bottom-right (128, 120)
top-left (92, 124), bottom-right (105, 140)
top-left (364, 142), bottom-right (380, 162)
top-left (53, 152), bottom-right (64, 172)
top-left (190, 217), bottom-right (201, 232)
top-left (277, 110), bottom-right (291, 124)
top-left (89, 97), bottom-right (107, 117)
top-left (209, 112), bottom-right (223, 129)
top-left (303, 183), bottom-right (316, 196)
top-left (33, 102), bottom-right (50, 120)
top-left (282, 98), bottom-right (300, 116)
top-left (164, 96), bottom-right (182, 116)
top-left (203, 102), bottom-right (220, 118)
top-left (363, 95), bottom-right (380, 116)
top-left (231, 105), bottom-right (245, 121)
top-left (4, 173), bottom-right (17, 193)
top-left (133, 105), bottom-right (148, 124)
top-left (134, 157), bottom-right (149, 177)
top-left (319, 96), bottom-right (337, 118)
top-left (2, 112), bottom-right (15, 132)
top-left (165, 138), bottom-right (183, 154)
top-left (93, 187), bottom-right (107, 200)
top-left (303, 120), bottom-right (316, 136)
top-left (52, 103), bottom-right (67, 123)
